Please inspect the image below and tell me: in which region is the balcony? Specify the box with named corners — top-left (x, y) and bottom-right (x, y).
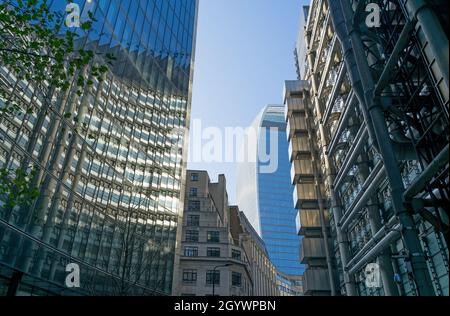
top-left (288, 136), bottom-right (310, 162)
top-left (290, 159), bottom-right (313, 184)
top-left (296, 209), bottom-right (330, 235)
top-left (303, 268), bottom-right (332, 295)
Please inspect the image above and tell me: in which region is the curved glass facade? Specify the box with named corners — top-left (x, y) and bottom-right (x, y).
top-left (237, 106), bottom-right (304, 277)
top-left (0, 0), bottom-right (198, 295)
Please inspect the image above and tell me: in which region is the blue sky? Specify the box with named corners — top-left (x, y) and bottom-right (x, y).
top-left (188, 0), bottom-right (309, 203)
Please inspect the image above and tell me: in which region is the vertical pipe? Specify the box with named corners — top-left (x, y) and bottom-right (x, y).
top-left (338, 0), bottom-right (435, 296)
top-left (329, 185), bottom-right (357, 295)
top-left (359, 155), bottom-right (399, 296)
top-left (403, 0), bottom-right (449, 104)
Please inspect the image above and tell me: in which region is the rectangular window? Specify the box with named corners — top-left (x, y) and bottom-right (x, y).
top-left (189, 188), bottom-right (198, 197)
top-left (207, 247), bottom-right (221, 257)
top-left (232, 249), bottom-right (241, 261)
top-left (232, 272), bottom-right (242, 287)
top-left (190, 173), bottom-right (199, 182)
top-left (206, 270), bottom-right (220, 285)
top-left (182, 269), bottom-right (197, 284)
top-left (185, 230), bottom-right (199, 242)
top-left (188, 200), bottom-right (200, 211)
top-left (187, 215), bottom-right (200, 227)
top-left (184, 247), bottom-right (198, 257)
top-left (207, 231), bottom-right (220, 243)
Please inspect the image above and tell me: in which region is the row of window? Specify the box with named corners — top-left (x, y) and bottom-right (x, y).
top-left (184, 247), bottom-right (219, 257)
top-left (185, 230), bottom-right (220, 243)
top-left (183, 247), bottom-right (242, 260)
top-left (182, 270), bottom-right (242, 287)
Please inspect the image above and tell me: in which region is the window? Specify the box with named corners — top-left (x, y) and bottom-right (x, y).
top-left (190, 173), bottom-right (199, 182)
top-left (185, 230), bottom-right (199, 242)
top-left (184, 247), bottom-right (198, 257)
top-left (207, 231), bottom-right (220, 243)
top-left (189, 188), bottom-right (198, 197)
top-left (206, 270), bottom-right (220, 285)
top-left (232, 272), bottom-right (242, 287)
top-left (188, 200), bottom-right (200, 211)
top-left (207, 247), bottom-right (221, 257)
top-left (187, 215), bottom-right (200, 227)
top-left (182, 269), bottom-right (197, 284)
top-left (232, 249), bottom-right (241, 261)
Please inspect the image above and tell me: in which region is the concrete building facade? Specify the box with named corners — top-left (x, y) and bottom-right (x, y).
top-left (229, 206), bottom-right (279, 296)
top-left (174, 171), bottom-right (253, 296)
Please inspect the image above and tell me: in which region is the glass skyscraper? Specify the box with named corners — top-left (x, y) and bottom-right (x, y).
top-left (0, 0), bottom-right (198, 295)
top-left (237, 105), bottom-right (305, 278)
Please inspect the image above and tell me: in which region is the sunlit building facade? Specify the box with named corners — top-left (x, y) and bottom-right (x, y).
top-left (230, 206), bottom-right (279, 296)
top-left (288, 0), bottom-right (448, 296)
top-left (174, 172), bottom-right (253, 297)
top-left (0, 0), bottom-right (198, 295)
top-left (294, 5), bottom-right (310, 81)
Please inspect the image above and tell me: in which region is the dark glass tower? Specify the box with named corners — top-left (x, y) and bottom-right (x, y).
top-left (0, 0), bottom-right (198, 295)
top-left (237, 105), bottom-right (305, 279)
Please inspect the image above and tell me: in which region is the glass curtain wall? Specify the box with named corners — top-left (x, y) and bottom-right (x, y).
top-left (0, 0), bottom-right (198, 295)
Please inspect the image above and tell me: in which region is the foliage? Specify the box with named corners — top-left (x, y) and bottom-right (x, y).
top-left (0, 166), bottom-right (39, 210)
top-left (0, 0), bottom-right (114, 116)
top-left (0, 0), bottom-right (115, 209)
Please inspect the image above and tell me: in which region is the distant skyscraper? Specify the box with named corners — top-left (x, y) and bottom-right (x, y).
top-left (0, 0), bottom-right (198, 295)
top-left (237, 105), bottom-right (305, 278)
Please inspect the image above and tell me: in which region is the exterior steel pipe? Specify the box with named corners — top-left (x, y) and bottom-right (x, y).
top-left (329, 187), bottom-right (357, 296)
top-left (317, 35), bottom-right (337, 97)
top-left (348, 225), bottom-right (402, 276)
top-left (374, 21), bottom-right (414, 96)
top-left (346, 216), bottom-right (399, 270)
top-left (360, 158), bottom-right (399, 296)
top-left (404, 144), bottom-right (450, 200)
top-left (339, 163), bottom-right (386, 231)
top-left (402, 0), bottom-right (449, 105)
top-left (326, 0), bottom-right (379, 153)
top-left (338, 0), bottom-right (435, 296)
top-left (327, 92), bottom-right (357, 155)
top-left (333, 125), bottom-right (368, 189)
top-left (323, 63), bottom-right (348, 126)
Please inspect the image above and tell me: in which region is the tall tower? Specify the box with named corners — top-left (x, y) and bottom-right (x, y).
top-left (237, 105), bottom-right (305, 294)
top-left (0, 0), bottom-right (199, 295)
